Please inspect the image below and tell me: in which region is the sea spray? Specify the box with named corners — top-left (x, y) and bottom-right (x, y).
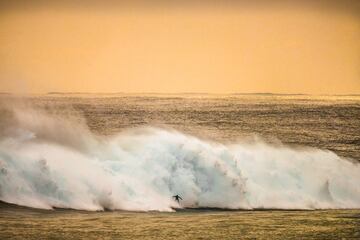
top-left (0, 105), bottom-right (359, 211)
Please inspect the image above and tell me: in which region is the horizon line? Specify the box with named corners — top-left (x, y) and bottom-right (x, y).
top-left (1, 91), bottom-right (360, 97)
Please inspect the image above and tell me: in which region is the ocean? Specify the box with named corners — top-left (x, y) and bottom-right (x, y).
top-left (0, 93), bottom-right (359, 239)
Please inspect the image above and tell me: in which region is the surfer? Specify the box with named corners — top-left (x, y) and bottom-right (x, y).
top-left (172, 194), bottom-right (182, 203)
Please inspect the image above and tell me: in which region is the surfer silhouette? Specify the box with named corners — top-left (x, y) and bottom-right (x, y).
top-left (172, 194), bottom-right (182, 203)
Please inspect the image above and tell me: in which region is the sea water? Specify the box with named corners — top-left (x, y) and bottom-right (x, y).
top-left (0, 93), bottom-right (359, 239)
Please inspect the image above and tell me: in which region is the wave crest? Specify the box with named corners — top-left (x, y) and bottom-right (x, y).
top-left (0, 106), bottom-right (359, 211)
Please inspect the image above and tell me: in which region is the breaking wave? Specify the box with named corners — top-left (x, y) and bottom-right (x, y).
top-left (0, 104), bottom-right (359, 211)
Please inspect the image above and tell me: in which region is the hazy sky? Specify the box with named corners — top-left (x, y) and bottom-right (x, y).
top-left (1, 1), bottom-right (359, 94)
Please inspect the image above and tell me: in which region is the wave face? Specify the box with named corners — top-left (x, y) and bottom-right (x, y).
top-left (0, 105), bottom-right (359, 211)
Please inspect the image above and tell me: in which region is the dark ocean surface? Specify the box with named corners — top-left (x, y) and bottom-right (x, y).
top-left (26, 93), bottom-right (360, 160)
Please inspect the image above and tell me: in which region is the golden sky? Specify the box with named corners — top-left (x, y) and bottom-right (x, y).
top-left (0, 1), bottom-right (359, 94)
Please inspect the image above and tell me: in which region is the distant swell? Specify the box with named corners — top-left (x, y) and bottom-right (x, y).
top-left (0, 106), bottom-right (359, 211)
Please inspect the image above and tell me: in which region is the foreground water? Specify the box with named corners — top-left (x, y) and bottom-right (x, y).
top-left (0, 204), bottom-right (359, 240)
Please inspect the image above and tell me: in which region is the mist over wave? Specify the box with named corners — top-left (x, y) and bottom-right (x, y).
top-left (0, 103), bottom-right (359, 211)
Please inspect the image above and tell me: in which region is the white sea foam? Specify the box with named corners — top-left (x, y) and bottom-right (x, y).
top-left (0, 106), bottom-right (359, 211)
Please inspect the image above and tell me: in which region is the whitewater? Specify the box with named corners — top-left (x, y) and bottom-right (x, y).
top-left (0, 104), bottom-right (359, 211)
